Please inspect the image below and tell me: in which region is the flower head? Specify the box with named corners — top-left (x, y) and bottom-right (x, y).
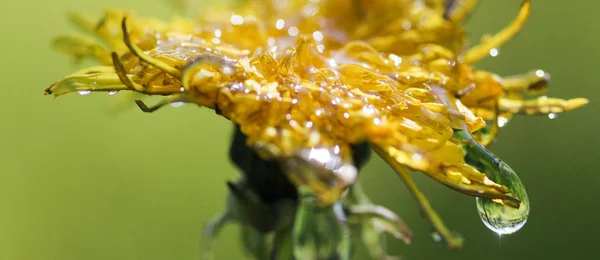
top-left (46, 0), bottom-right (587, 258)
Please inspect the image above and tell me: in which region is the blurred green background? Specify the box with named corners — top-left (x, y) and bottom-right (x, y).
top-left (1, 0), bottom-right (598, 259)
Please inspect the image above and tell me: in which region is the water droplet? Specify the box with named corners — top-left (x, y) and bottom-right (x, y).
top-left (497, 116), bottom-right (510, 128)
top-left (276, 19), bottom-right (285, 30)
top-left (411, 153), bottom-right (423, 162)
top-left (230, 14), bottom-right (244, 25)
top-left (317, 44), bottom-right (325, 53)
top-left (431, 232), bottom-right (442, 242)
top-left (461, 131), bottom-right (529, 235)
top-left (77, 90), bottom-right (92, 95)
top-left (333, 145), bottom-right (340, 154)
top-left (489, 48), bottom-right (499, 57)
top-left (312, 31), bottom-right (323, 42)
top-left (548, 113), bottom-right (557, 119)
top-left (326, 58), bottom-right (337, 68)
top-left (171, 102), bottom-right (184, 107)
top-left (476, 183), bottom-right (529, 235)
top-left (108, 90), bottom-right (119, 96)
top-left (535, 70), bottom-right (545, 78)
top-left (288, 26), bottom-right (299, 36)
top-left (302, 5), bottom-right (318, 16)
top-left (389, 54), bottom-right (403, 67)
top-left (222, 66), bottom-right (233, 75)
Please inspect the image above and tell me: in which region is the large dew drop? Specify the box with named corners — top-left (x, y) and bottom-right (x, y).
top-left (474, 162), bottom-right (529, 235)
top-left (460, 131), bottom-right (530, 235)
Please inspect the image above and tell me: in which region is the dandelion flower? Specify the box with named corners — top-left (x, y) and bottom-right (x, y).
top-left (46, 0), bottom-right (588, 258)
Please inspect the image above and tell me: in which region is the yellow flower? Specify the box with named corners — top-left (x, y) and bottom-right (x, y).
top-left (46, 0), bottom-right (587, 257)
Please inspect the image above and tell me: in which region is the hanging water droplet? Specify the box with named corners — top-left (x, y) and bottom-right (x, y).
top-left (431, 232), bottom-right (442, 242)
top-left (171, 102), bottom-right (185, 107)
top-left (108, 90), bottom-right (119, 96)
top-left (497, 116), bottom-right (510, 128)
top-left (457, 130), bottom-right (529, 235)
top-left (77, 90), bottom-right (92, 95)
top-left (548, 113), bottom-right (557, 119)
top-left (474, 162), bottom-right (529, 235)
